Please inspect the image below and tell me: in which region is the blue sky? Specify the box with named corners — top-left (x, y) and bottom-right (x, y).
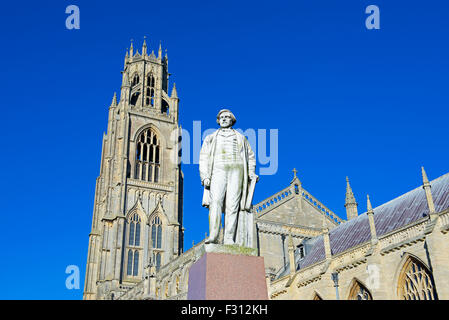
top-left (0, 0), bottom-right (448, 299)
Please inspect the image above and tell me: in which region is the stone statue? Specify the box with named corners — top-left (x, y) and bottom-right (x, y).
top-left (199, 109), bottom-right (258, 247)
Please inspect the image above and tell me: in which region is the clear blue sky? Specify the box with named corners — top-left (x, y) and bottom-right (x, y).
top-left (0, 0), bottom-right (448, 299)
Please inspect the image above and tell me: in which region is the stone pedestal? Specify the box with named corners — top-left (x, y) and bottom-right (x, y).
top-left (187, 245), bottom-right (268, 300)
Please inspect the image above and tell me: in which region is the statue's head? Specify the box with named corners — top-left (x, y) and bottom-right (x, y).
top-left (216, 109), bottom-right (236, 128)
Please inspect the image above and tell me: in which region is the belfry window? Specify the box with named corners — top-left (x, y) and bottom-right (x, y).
top-left (134, 128), bottom-right (161, 182)
top-left (132, 74), bottom-right (140, 87)
top-left (398, 257), bottom-right (437, 300)
top-left (145, 74), bottom-right (155, 107)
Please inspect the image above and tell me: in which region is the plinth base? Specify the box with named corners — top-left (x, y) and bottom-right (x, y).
top-left (187, 250), bottom-right (268, 300)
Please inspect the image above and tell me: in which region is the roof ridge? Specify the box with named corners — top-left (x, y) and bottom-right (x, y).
top-left (357, 171), bottom-right (449, 215)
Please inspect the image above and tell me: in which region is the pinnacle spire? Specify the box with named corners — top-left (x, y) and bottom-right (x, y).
top-left (345, 177), bottom-right (357, 205)
top-left (142, 36), bottom-right (147, 56)
top-left (344, 176), bottom-right (358, 220)
top-left (158, 41), bottom-right (162, 59)
top-left (422, 166), bottom-right (430, 185)
top-left (129, 39), bottom-right (134, 57)
top-left (171, 83), bottom-right (178, 98)
top-left (111, 92), bottom-right (117, 106)
top-left (367, 194), bottom-right (373, 213)
top-left (421, 166), bottom-right (436, 216)
top-left (366, 194), bottom-right (378, 244)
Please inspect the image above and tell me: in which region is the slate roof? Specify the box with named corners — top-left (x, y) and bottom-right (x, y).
top-left (276, 172), bottom-right (449, 279)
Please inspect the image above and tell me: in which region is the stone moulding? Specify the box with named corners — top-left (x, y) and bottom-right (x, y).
top-left (256, 220), bottom-right (321, 237)
top-left (127, 178), bottom-right (173, 192)
top-left (129, 110), bottom-right (175, 124)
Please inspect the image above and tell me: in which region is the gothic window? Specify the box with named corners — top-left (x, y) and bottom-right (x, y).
top-left (145, 74), bottom-right (155, 107)
top-left (398, 257), bottom-right (437, 300)
top-left (134, 128), bottom-right (161, 182)
top-left (132, 73), bottom-right (140, 87)
top-left (126, 213), bottom-right (142, 277)
top-left (128, 213), bottom-right (141, 246)
top-left (151, 216), bottom-right (162, 249)
top-left (348, 280), bottom-right (372, 300)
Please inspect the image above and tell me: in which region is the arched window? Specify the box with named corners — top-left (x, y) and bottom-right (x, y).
top-left (398, 256), bottom-right (437, 300)
top-left (151, 216), bottom-right (162, 249)
top-left (145, 74), bottom-right (155, 107)
top-left (126, 213), bottom-right (142, 277)
top-left (127, 213), bottom-right (141, 246)
top-left (134, 128), bottom-right (161, 182)
top-left (348, 280), bottom-right (372, 300)
top-left (132, 73), bottom-right (140, 87)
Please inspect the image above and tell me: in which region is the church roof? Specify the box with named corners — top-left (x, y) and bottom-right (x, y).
top-left (277, 172), bottom-right (449, 278)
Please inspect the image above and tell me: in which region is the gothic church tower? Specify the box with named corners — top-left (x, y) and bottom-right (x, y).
top-left (83, 39), bottom-right (183, 300)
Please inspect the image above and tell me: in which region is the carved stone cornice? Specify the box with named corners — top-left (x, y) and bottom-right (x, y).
top-left (256, 220), bottom-right (321, 237)
top-left (380, 235), bottom-right (426, 255)
top-left (128, 109), bottom-right (174, 124)
top-left (127, 178), bottom-right (173, 192)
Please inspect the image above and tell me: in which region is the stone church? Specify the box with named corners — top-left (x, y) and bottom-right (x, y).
top-left (83, 41), bottom-right (449, 300)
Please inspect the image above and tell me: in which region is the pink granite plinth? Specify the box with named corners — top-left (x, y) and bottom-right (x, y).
top-left (187, 252), bottom-right (268, 300)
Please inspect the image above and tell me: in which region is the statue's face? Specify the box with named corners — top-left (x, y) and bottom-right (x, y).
top-left (218, 112), bottom-right (233, 128)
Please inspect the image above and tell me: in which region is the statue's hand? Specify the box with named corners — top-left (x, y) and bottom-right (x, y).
top-left (250, 173), bottom-right (259, 182)
top-left (203, 178), bottom-right (211, 187)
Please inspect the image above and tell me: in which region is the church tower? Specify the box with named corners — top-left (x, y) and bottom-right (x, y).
top-left (83, 39), bottom-right (183, 300)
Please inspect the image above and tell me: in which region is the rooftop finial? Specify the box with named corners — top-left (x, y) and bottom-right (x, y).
top-left (129, 39), bottom-right (134, 57)
top-left (142, 36), bottom-right (147, 56)
top-left (345, 176), bottom-right (358, 220)
top-left (158, 41), bottom-right (162, 59)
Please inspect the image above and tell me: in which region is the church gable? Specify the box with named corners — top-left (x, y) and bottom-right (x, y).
top-left (254, 183), bottom-right (342, 230)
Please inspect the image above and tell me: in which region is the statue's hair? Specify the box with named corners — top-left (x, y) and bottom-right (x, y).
top-left (216, 109), bottom-right (236, 125)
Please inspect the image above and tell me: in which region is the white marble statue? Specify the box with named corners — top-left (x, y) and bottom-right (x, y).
top-left (199, 109), bottom-right (258, 246)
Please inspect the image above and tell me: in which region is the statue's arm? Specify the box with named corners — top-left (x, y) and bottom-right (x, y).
top-left (199, 135), bottom-right (211, 184)
top-left (245, 139), bottom-right (257, 178)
